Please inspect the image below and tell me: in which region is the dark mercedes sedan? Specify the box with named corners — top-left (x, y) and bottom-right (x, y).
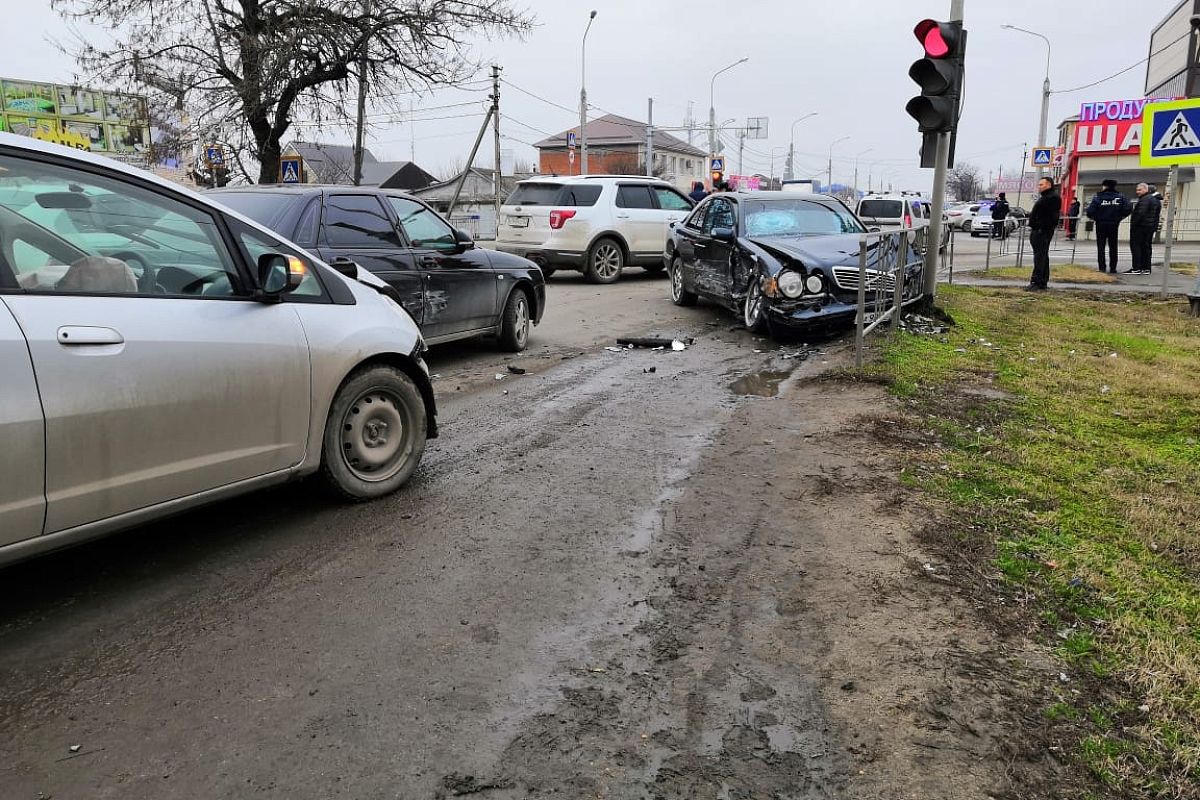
top-left (663, 192), bottom-right (924, 336)
top-left (209, 186), bottom-right (546, 351)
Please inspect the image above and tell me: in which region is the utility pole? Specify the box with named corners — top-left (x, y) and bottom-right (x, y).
top-left (580, 10), bottom-right (597, 174)
top-left (492, 65), bottom-right (502, 223)
top-left (352, 0), bottom-right (372, 186)
top-left (737, 129), bottom-right (746, 179)
top-left (645, 97), bottom-right (654, 177)
top-left (685, 101), bottom-right (695, 146)
top-left (448, 105), bottom-right (495, 218)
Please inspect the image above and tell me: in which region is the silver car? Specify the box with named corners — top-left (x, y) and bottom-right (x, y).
top-left (0, 133), bottom-right (437, 567)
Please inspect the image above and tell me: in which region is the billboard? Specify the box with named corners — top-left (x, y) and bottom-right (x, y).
top-left (1074, 97), bottom-right (1180, 156)
top-left (1, 77), bottom-right (151, 165)
top-left (1145, 0), bottom-right (1197, 97)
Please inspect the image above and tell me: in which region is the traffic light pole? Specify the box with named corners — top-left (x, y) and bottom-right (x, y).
top-left (921, 0), bottom-right (963, 301)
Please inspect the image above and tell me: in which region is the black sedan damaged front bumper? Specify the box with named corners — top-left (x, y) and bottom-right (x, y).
top-left (761, 295), bottom-right (859, 331)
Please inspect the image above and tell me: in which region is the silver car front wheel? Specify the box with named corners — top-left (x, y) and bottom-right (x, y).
top-left (322, 365), bottom-right (426, 501)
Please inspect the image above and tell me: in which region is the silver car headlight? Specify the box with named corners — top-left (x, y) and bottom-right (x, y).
top-left (805, 274), bottom-right (824, 294)
top-left (777, 270), bottom-right (804, 299)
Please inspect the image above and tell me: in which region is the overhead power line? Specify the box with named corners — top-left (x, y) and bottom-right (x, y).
top-left (1052, 28), bottom-right (1191, 95)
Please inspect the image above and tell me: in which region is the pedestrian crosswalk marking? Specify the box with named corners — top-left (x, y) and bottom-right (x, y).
top-left (1154, 112), bottom-right (1200, 151)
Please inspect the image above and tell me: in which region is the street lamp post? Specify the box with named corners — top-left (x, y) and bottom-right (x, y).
top-left (853, 148), bottom-right (873, 197)
top-left (708, 58), bottom-right (748, 164)
top-left (579, 10), bottom-right (597, 175)
top-left (786, 112), bottom-right (818, 182)
top-left (827, 135), bottom-right (849, 192)
top-left (1002, 24), bottom-right (1051, 178)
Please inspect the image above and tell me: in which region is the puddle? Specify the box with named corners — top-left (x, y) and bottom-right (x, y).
top-left (729, 370), bottom-right (792, 397)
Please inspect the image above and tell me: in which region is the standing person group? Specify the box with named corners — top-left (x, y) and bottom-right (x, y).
top-left (1128, 182), bottom-right (1162, 274)
top-left (1085, 178), bottom-right (1132, 273)
top-left (1026, 177), bottom-right (1061, 291)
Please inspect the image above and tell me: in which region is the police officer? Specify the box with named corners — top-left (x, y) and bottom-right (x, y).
top-left (1085, 178), bottom-right (1132, 273)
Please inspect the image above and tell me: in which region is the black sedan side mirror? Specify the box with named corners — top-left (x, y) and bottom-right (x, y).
top-left (712, 226), bottom-right (736, 242)
top-left (255, 252), bottom-right (306, 301)
top-left (454, 228), bottom-right (475, 251)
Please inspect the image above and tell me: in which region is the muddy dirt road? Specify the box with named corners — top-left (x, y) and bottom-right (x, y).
top-left (0, 271), bottom-right (1062, 799)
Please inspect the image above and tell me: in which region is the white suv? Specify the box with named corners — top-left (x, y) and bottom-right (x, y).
top-left (495, 175), bottom-right (695, 283)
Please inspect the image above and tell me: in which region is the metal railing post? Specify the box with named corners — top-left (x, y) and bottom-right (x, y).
top-left (948, 226), bottom-right (955, 284)
top-left (892, 230), bottom-right (905, 333)
top-left (985, 227), bottom-right (993, 272)
top-left (855, 233), bottom-right (868, 369)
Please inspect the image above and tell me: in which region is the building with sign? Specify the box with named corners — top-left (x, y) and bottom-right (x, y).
top-left (282, 141), bottom-right (435, 190)
top-left (1053, 95), bottom-right (1200, 238)
top-left (534, 114), bottom-right (707, 191)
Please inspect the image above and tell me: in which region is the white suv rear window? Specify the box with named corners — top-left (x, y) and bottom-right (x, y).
top-left (506, 183), bottom-right (602, 207)
top-left (858, 200), bottom-right (903, 219)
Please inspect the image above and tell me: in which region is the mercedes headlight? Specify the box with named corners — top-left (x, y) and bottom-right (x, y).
top-left (805, 274), bottom-right (824, 294)
top-left (777, 270), bottom-right (804, 299)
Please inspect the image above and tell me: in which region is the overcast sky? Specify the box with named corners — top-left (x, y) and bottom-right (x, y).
top-left (2, 0), bottom-right (1178, 189)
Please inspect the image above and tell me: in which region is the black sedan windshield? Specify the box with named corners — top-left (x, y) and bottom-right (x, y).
top-left (742, 199), bottom-right (865, 238)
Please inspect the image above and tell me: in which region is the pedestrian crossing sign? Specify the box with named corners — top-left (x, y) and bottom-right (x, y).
top-left (1142, 98), bottom-right (1200, 166)
top-left (1032, 148), bottom-right (1052, 166)
top-left (279, 155), bottom-right (303, 184)
top-left (710, 156), bottom-right (725, 172)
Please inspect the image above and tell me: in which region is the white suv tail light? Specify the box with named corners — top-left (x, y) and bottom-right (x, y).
top-left (549, 209), bottom-right (576, 229)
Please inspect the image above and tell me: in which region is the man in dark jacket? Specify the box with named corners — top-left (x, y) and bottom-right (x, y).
top-left (1128, 182), bottom-right (1162, 275)
top-left (1067, 196), bottom-right (1081, 240)
top-left (688, 181), bottom-right (708, 203)
top-left (1085, 178), bottom-right (1132, 273)
top-left (1026, 177), bottom-right (1061, 291)
top-left (990, 192), bottom-right (1010, 238)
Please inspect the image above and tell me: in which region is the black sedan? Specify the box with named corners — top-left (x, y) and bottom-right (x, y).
top-left (664, 192), bottom-right (923, 335)
top-left (208, 186), bottom-right (546, 351)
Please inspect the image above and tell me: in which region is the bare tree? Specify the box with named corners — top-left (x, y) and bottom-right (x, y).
top-left (54, 0), bottom-right (531, 183)
top-left (947, 162), bottom-right (983, 202)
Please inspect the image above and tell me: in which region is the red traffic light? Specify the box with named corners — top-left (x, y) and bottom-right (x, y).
top-left (914, 19), bottom-right (955, 58)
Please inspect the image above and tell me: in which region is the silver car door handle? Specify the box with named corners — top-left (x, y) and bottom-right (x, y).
top-left (615, 214), bottom-right (630, 219)
top-left (58, 326), bottom-right (124, 345)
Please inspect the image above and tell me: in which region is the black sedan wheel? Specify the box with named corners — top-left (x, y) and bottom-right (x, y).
top-left (670, 256), bottom-right (697, 307)
top-left (498, 289), bottom-right (531, 352)
top-left (743, 277), bottom-right (768, 334)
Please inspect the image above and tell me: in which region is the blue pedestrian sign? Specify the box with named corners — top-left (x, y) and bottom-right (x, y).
top-left (279, 155), bottom-right (303, 184)
top-left (1031, 148), bottom-right (1052, 166)
top-left (567, 131), bottom-right (577, 149)
top-left (205, 145), bottom-right (224, 166)
top-left (1142, 98), bottom-right (1200, 166)
top-left (710, 156), bottom-right (725, 172)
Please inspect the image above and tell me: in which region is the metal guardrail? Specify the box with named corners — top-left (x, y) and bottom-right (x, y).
top-left (854, 229), bottom-right (923, 368)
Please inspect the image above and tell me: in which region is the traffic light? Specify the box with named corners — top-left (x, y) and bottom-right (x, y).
top-left (905, 19), bottom-right (966, 168)
top-left (711, 169), bottom-right (724, 187)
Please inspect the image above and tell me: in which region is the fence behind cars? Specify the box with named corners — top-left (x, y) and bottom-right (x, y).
top-left (853, 229), bottom-right (923, 368)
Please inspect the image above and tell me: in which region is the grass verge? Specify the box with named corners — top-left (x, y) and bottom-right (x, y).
top-left (983, 263), bottom-right (1119, 284)
top-left (866, 286), bottom-right (1200, 798)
